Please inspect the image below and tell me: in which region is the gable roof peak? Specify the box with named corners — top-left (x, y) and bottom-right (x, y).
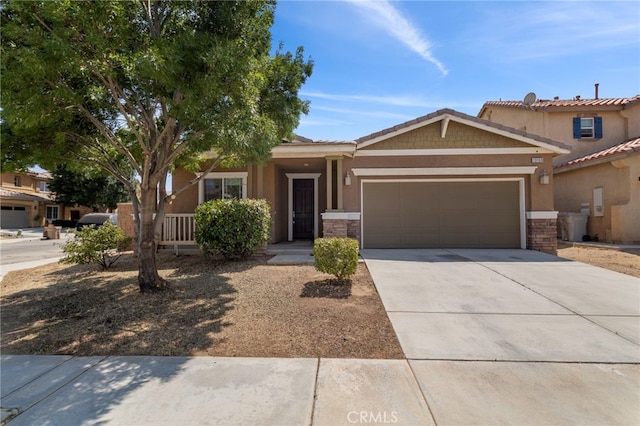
top-left (355, 107), bottom-right (571, 154)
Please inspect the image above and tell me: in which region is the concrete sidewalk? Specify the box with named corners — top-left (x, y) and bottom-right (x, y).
top-left (3, 354), bottom-right (639, 425)
top-left (1, 355), bottom-right (434, 426)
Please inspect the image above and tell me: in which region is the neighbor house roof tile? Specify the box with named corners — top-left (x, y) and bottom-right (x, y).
top-left (482, 95), bottom-right (640, 111)
top-left (0, 188), bottom-right (51, 202)
top-left (554, 137), bottom-right (640, 170)
top-left (283, 135), bottom-right (355, 145)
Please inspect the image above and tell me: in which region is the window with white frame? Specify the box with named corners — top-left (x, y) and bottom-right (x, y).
top-left (573, 116), bottom-right (603, 139)
top-left (13, 176), bottom-right (20, 187)
top-left (198, 172), bottom-right (248, 204)
top-left (580, 118), bottom-right (594, 138)
top-left (37, 181), bottom-right (50, 192)
top-left (46, 205), bottom-right (59, 220)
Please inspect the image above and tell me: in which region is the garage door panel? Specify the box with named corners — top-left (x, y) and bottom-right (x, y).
top-left (366, 232), bottom-right (403, 248)
top-left (402, 233), bottom-right (442, 248)
top-left (480, 212), bottom-right (519, 227)
top-left (0, 206), bottom-right (29, 228)
top-left (363, 181), bottom-right (521, 249)
top-left (401, 210), bottom-right (440, 230)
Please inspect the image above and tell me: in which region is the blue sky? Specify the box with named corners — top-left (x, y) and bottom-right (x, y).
top-left (271, 1), bottom-right (640, 141)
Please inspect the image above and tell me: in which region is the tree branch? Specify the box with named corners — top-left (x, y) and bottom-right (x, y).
top-left (167, 153), bottom-right (226, 201)
top-left (76, 105), bottom-right (143, 176)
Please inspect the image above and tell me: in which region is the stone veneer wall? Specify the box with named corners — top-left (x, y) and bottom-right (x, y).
top-left (527, 218), bottom-right (557, 255)
top-left (322, 218), bottom-right (361, 243)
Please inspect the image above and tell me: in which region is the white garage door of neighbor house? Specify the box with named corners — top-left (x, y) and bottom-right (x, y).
top-left (362, 181), bottom-right (521, 249)
top-left (0, 206), bottom-right (29, 229)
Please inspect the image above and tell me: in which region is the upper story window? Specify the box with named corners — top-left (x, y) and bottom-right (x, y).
top-left (37, 181), bottom-right (50, 192)
top-left (573, 116), bottom-right (603, 139)
top-left (198, 172), bottom-right (248, 204)
top-left (580, 118), bottom-right (594, 138)
top-left (13, 176), bottom-right (20, 187)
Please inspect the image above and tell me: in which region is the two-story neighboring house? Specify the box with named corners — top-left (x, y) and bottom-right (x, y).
top-left (0, 170), bottom-right (91, 228)
top-left (478, 92), bottom-right (640, 243)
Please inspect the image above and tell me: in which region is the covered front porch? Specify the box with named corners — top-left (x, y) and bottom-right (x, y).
top-left (160, 139), bottom-right (359, 247)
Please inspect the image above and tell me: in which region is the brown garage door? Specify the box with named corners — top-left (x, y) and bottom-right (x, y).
top-left (0, 206), bottom-right (29, 228)
top-left (362, 181), bottom-right (521, 248)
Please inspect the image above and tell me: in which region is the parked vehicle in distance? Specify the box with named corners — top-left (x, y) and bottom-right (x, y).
top-left (75, 213), bottom-right (118, 232)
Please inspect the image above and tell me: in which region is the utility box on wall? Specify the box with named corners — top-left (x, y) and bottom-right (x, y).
top-left (593, 187), bottom-right (604, 217)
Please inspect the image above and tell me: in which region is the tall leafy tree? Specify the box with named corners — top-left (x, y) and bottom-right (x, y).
top-left (1, 1), bottom-right (312, 291)
top-left (49, 164), bottom-right (130, 212)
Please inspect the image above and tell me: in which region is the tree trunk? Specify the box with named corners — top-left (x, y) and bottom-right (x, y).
top-left (137, 187), bottom-right (169, 292)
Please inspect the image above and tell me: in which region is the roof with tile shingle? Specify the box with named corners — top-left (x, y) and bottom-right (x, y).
top-left (554, 137), bottom-right (640, 171)
top-left (480, 95), bottom-right (640, 114)
top-left (0, 187), bottom-right (52, 202)
top-left (283, 135), bottom-right (354, 145)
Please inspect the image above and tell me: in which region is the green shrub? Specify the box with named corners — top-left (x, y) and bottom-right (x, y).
top-left (60, 220), bottom-right (132, 269)
top-left (194, 198), bottom-right (271, 260)
top-left (313, 237), bottom-right (359, 281)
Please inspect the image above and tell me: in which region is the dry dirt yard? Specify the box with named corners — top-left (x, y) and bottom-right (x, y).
top-left (0, 253), bottom-right (404, 359)
top-left (557, 242), bottom-right (640, 278)
top-left (2, 245), bottom-right (637, 359)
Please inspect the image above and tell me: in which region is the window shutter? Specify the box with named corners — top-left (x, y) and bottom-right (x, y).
top-left (594, 117), bottom-right (603, 138)
top-left (572, 117), bottom-right (581, 139)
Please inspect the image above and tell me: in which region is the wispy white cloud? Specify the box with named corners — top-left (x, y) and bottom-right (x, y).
top-left (466, 2), bottom-right (639, 62)
top-left (302, 90), bottom-right (480, 110)
top-left (297, 117), bottom-right (353, 127)
top-left (346, 0), bottom-right (448, 75)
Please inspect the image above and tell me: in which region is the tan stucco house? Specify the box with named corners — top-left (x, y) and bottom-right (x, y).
top-left (166, 109), bottom-right (570, 254)
top-left (479, 93), bottom-right (640, 243)
top-left (0, 170), bottom-right (92, 228)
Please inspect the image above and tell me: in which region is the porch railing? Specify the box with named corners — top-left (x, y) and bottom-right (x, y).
top-left (161, 214), bottom-right (196, 246)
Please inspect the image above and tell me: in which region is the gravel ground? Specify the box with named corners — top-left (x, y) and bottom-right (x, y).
top-left (557, 242), bottom-right (640, 278)
top-left (0, 253), bottom-right (404, 359)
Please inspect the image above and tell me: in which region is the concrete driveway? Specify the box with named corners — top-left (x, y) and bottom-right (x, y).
top-left (361, 248), bottom-right (640, 425)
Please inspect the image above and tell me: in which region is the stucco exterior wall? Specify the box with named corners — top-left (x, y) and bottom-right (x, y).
top-left (480, 105), bottom-right (638, 163)
top-left (1, 172), bottom-right (46, 193)
top-left (554, 155), bottom-right (640, 243)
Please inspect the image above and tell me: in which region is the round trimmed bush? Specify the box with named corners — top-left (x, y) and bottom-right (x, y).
top-left (313, 237), bottom-right (359, 281)
top-left (194, 198), bottom-right (271, 260)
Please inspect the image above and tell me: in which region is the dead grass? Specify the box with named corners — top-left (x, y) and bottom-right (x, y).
top-left (0, 253), bottom-right (404, 359)
top-left (557, 242), bottom-right (640, 278)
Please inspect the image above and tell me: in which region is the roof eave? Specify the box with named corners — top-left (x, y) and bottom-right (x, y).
top-left (554, 151), bottom-right (636, 174)
top-left (271, 143), bottom-right (356, 159)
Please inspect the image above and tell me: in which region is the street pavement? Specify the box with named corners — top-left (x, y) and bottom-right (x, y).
top-left (1, 248), bottom-right (639, 425)
top-left (0, 228), bottom-right (71, 282)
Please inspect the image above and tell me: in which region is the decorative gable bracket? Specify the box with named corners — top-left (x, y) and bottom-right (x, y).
top-left (441, 116), bottom-right (450, 139)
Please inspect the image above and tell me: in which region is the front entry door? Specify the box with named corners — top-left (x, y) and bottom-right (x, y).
top-left (293, 179), bottom-right (314, 239)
